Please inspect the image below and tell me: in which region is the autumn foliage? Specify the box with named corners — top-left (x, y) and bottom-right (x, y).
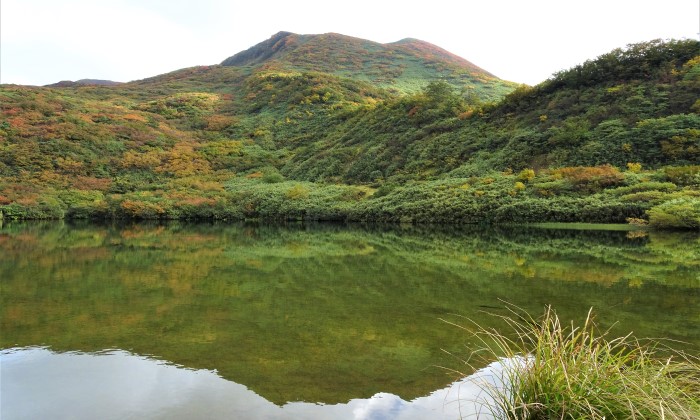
top-left (0, 38), bottom-right (699, 228)
top-left (551, 165), bottom-right (624, 192)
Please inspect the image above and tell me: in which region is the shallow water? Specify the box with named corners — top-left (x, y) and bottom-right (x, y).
top-left (1, 221), bottom-right (698, 418)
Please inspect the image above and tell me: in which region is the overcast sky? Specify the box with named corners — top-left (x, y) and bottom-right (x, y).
top-left (1, 0), bottom-right (698, 86)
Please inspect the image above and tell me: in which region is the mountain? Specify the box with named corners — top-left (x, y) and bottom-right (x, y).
top-left (221, 31), bottom-right (516, 99)
top-left (46, 79), bottom-right (122, 87)
top-left (283, 39), bottom-right (700, 183)
top-left (0, 36), bottom-right (698, 227)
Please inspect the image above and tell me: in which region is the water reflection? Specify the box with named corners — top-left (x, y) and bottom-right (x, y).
top-left (1, 221), bottom-right (698, 407)
top-left (1, 347), bottom-right (506, 420)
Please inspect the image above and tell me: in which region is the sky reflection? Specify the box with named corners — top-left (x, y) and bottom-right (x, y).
top-left (0, 347), bottom-right (506, 419)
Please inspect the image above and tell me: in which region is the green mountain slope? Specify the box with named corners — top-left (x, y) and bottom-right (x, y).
top-left (221, 31), bottom-right (516, 99)
top-left (0, 36), bottom-right (698, 227)
top-left (280, 39), bottom-right (700, 183)
top-left (46, 79), bottom-right (122, 87)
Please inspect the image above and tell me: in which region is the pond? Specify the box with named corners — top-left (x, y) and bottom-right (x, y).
top-left (1, 221), bottom-right (698, 419)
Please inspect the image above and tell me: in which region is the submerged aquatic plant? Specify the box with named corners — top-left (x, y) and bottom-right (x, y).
top-left (443, 306), bottom-right (700, 419)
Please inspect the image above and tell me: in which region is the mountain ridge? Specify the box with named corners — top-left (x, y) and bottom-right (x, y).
top-left (220, 31), bottom-right (514, 97)
top-left (222, 31), bottom-right (489, 73)
top-left (45, 79), bottom-right (123, 87)
top-left (39, 31), bottom-right (515, 101)
top-left (220, 31), bottom-right (297, 67)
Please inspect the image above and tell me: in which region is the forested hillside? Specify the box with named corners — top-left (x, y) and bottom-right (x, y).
top-left (1, 34), bottom-right (698, 228)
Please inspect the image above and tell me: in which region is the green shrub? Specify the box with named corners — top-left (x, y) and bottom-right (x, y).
top-left (531, 179), bottom-right (574, 196)
top-left (620, 190), bottom-right (667, 203)
top-left (262, 171), bottom-right (285, 184)
top-left (285, 184), bottom-right (310, 200)
top-left (626, 162), bottom-right (642, 173)
top-left (647, 197), bottom-right (700, 229)
top-left (606, 181), bottom-right (677, 196)
top-left (0, 198), bottom-right (65, 219)
top-left (664, 165), bottom-right (700, 186)
top-left (517, 168), bottom-right (535, 182)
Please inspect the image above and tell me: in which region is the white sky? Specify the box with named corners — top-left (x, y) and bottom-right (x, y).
top-left (1, 0), bottom-right (698, 86)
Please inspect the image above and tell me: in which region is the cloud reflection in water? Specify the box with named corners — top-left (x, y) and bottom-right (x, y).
top-left (1, 347), bottom-right (513, 419)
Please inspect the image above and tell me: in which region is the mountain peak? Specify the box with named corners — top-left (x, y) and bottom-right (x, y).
top-left (390, 38), bottom-right (421, 44)
top-left (271, 30), bottom-right (294, 38)
top-left (220, 32), bottom-right (514, 97)
top-left (221, 31), bottom-right (298, 67)
top-left (45, 79), bottom-right (122, 87)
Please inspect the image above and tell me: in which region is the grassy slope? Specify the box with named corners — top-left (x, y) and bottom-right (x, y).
top-left (0, 38), bottom-right (699, 226)
top-left (281, 39), bottom-right (700, 183)
top-left (221, 31), bottom-right (516, 99)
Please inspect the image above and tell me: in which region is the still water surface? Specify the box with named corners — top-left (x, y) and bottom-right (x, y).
top-left (1, 221), bottom-right (698, 419)
top-left (2, 346), bottom-right (510, 419)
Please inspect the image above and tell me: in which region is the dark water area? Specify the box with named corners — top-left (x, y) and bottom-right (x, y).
top-left (1, 221), bottom-right (698, 419)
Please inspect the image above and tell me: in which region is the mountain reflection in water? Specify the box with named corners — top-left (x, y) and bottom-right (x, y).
top-left (1, 347), bottom-right (507, 420)
top-left (1, 221), bottom-right (698, 415)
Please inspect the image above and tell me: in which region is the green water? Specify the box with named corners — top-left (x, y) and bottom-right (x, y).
top-left (1, 221), bottom-right (698, 415)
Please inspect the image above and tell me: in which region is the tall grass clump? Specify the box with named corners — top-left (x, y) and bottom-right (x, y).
top-left (446, 306), bottom-right (700, 419)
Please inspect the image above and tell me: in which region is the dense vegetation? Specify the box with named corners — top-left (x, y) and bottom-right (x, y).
top-left (1, 35), bottom-right (698, 228)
